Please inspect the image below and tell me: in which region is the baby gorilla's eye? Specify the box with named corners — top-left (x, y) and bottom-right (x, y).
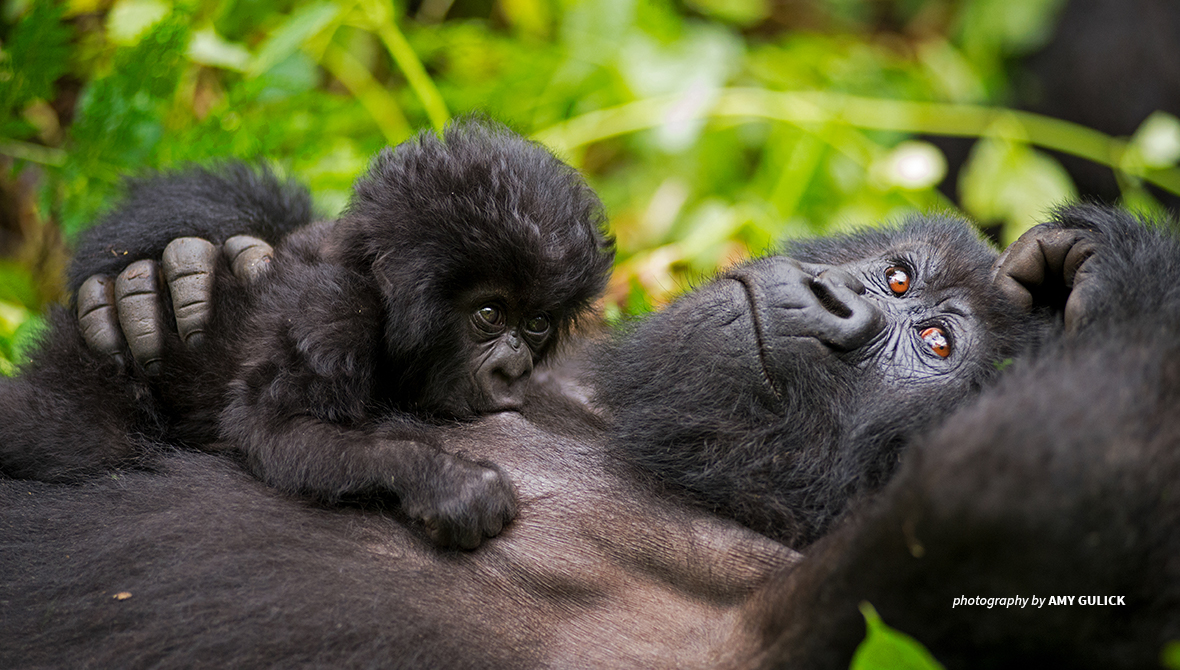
top-left (919, 327), bottom-right (951, 358)
top-left (886, 266), bottom-right (911, 295)
top-left (525, 314), bottom-right (550, 336)
top-left (475, 305), bottom-right (505, 332)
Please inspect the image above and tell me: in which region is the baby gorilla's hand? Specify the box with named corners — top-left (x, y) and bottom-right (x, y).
top-left (394, 451), bottom-right (517, 550)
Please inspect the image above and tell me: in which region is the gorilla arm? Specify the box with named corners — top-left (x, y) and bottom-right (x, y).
top-left (0, 236), bottom-right (275, 482)
top-left (218, 257), bottom-right (516, 550)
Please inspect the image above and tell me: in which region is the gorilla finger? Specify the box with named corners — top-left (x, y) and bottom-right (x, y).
top-left (482, 512), bottom-right (505, 539)
top-left (1064, 264), bottom-right (1101, 334)
top-left (992, 225), bottom-right (1093, 311)
top-left (223, 235), bottom-right (274, 283)
top-left (1061, 237), bottom-right (1098, 287)
top-left (162, 237), bottom-right (217, 348)
top-left (424, 517), bottom-right (466, 550)
top-left (77, 275), bottom-right (126, 365)
top-left (115, 260), bottom-right (166, 375)
top-left (455, 522), bottom-right (483, 550)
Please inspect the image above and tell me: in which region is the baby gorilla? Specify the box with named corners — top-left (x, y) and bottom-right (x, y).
top-left (3, 120), bottom-right (614, 549)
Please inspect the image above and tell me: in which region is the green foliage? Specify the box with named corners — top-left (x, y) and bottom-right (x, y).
top-left (0, 2), bottom-right (72, 117)
top-left (851, 602), bottom-right (946, 670)
top-left (1, 0), bottom-right (1178, 375)
top-left (61, 13), bottom-right (193, 235)
top-left (0, 260), bottom-right (46, 376)
top-left (1162, 640), bottom-right (1180, 669)
top-left (959, 129), bottom-right (1076, 243)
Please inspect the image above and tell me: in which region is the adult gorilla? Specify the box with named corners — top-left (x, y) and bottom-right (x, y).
top-left (2, 206), bottom-right (1177, 668)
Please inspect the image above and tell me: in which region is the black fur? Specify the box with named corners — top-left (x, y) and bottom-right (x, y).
top-left (67, 162), bottom-right (313, 296)
top-left (2, 199), bottom-right (1175, 665)
top-left (595, 214), bottom-right (1036, 547)
top-left (751, 205), bottom-right (1180, 668)
top-left (1, 118), bottom-right (614, 549)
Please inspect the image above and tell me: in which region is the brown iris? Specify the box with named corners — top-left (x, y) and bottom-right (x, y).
top-left (920, 327), bottom-right (951, 358)
top-left (886, 266), bottom-right (910, 295)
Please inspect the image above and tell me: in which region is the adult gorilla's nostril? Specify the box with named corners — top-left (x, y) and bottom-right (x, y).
top-left (805, 276), bottom-right (885, 351)
top-left (808, 280), bottom-right (854, 319)
top-left (815, 266), bottom-right (866, 295)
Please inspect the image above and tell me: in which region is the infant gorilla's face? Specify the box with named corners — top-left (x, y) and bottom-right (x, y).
top-left (401, 285), bottom-right (556, 422)
top-left (427, 288), bottom-right (556, 418)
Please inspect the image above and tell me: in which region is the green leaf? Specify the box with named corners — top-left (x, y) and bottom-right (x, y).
top-left (248, 2), bottom-right (340, 78)
top-left (188, 27), bottom-right (252, 72)
top-left (0, 299), bottom-right (44, 376)
top-left (851, 602), bottom-right (945, 670)
top-left (959, 135), bottom-right (1076, 244)
top-left (10, 312), bottom-right (46, 366)
top-left (1131, 111), bottom-right (1180, 169)
top-left (106, 0), bottom-right (171, 46)
top-left (499, 0), bottom-right (553, 38)
top-left (1161, 641), bottom-right (1180, 669)
top-left (682, 0), bottom-right (769, 27)
top-left (0, 2), bottom-right (73, 114)
top-left (0, 260), bottom-right (39, 308)
top-left (957, 0), bottom-right (1068, 55)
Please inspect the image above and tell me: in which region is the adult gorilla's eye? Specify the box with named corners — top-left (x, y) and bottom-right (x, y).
top-left (886, 266), bottom-right (911, 295)
top-left (920, 327), bottom-right (951, 358)
top-left (525, 314), bottom-right (550, 336)
top-left (475, 305), bottom-right (505, 331)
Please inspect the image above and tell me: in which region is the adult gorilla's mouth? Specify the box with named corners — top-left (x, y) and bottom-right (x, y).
top-left (726, 276), bottom-right (785, 402)
top-left (723, 257), bottom-right (886, 402)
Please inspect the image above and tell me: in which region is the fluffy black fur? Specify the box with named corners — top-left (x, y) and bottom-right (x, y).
top-left (595, 214), bottom-right (1035, 548)
top-left (0, 166), bottom-right (309, 481)
top-left (1, 206), bottom-right (1176, 667)
top-left (1, 119), bottom-right (614, 548)
top-left (751, 205), bottom-right (1180, 668)
top-left (66, 162), bottom-right (313, 294)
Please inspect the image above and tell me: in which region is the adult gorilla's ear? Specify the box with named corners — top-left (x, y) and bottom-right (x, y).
top-left (991, 222), bottom-right (1101, 333)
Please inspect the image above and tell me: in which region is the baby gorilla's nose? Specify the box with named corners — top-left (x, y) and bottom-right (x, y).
top-left (477, 335), bottom-right (534, 412)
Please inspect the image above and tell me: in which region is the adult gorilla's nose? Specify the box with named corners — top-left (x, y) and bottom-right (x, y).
top-left (809, 264), bottom-right (866, 295)
top-left (733, 258), bottom-right (885, 353)
top-left (804, 268), bottom-right (883, 350)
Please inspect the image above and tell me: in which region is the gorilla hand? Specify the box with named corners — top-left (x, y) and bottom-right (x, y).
top-left (392, 449), bottom-right (518, 550)
top-left (991, 222), bottom-right (1101, 333)
top-left (76, 235), bottom-right (274, 372)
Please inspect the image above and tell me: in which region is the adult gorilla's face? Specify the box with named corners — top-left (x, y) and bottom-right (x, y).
top-left (595, 216), bottom-right (1033, 548)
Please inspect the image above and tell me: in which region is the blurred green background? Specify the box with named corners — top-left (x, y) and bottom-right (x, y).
top-left (2, 0), bottom-right (1180, 374)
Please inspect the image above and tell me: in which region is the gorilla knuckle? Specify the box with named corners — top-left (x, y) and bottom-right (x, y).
top-left (163, 237), bottom-right (217, 347)
top-left (223, 235), bottom-right (274, 283)
top-left (77, 275), bottom-right (126, 358)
